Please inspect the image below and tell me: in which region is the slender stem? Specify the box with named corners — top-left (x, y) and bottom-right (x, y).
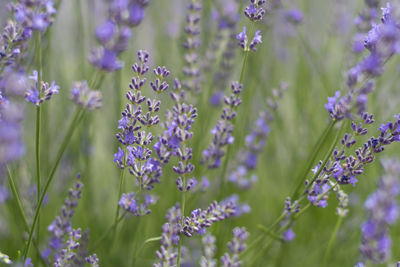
top-left (322, 216), bottom-right (344, 267)
top-left (291, 120), bottom-right (336, 199)
top-left (7, 166), bottom-right (30, 233)
top-left (35, 30), bottom-right (43, 243)
top-left (90, 211), bottom-right (127, 251)
top-left (24, 108), bottom-right (84, 259)
top-left (112, 167), bottom-right (126, 239)
top-left (176, 185), bottom-right (187, 267)
top-left (7, 166), bottom-right (47, 266)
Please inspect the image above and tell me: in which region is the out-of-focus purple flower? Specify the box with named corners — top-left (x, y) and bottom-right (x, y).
top-left (155, 204), bottom-right (181, 267)
top-left (70, 81), bottom-right (102, 110)
top-left (209, 91), bottom-right (224, 107)
top-left (202, 82), bottom-right (242, 168)
top-left (182, 1), bottom-right (202, 92)
top-left (11, 0), bottom-right (57, 33)
top-left (0, 185), bottom-right (7, 204)
top-left (43, 175), bottom-right (83, 263)
top-left (90, 0), bottom-right (150, 72)
top-left (95, 20), bottom-right (116, 44)
top-left (359, 158), bottom-right (400, 264)
top-left (285, 8), bottom-right (304, 24)
top-left (283, 228), bottom-right (296, 242)
top-left (221, 227), bottom-right (249, 267)
top-left (200, 234), bottom-right (216, 267)
top-left (128, 4), bottom-right (145, 26)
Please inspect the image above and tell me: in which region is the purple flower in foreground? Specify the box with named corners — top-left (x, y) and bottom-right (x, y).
top-left (25, 70), bottom-right (59, 106)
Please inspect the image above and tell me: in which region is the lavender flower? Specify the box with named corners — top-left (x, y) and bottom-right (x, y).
top-left (181, 199), bottom-right (237, 237)
top-left (284, 8), bottom-right (304, 24)
top-left (244, 0), bottom-right (266, 22)
top-left (115, 50), bottom-right (169, 215)
top-left (154, 204), bottom-right (181, 267)
top-left (0, 20), bottom-right (31, 69)
top-left (305, 112), bottom-right (400, 211)
top-left (10, 0), bottom-right (57, 33)
top-left (221, 227), bottom-right (249, 267)
top-left (53, 228), bottom-right (99, 267)
top-left (200, 234), bottom-right (217, 267)
top-left (228, 82), bottom-right (287, 190)
top-left (42, 175), bottom-right (83, 263)
top-left (237, 0), bottom-right (266, 52)
top-left (89, 0), bottom-right (150, 72)
top-left (283, 228), bottom-right (296, 242)
top-left (202, 82), bottom-right (243, 168)
top-left (358, 158), bottom-right (400, 264)
top-left (182, 0), bottom-right (202, 92)
top-left (25, 70), bottom-right (59, 106)
top-left (327, 3), bottom-right (400, 121)
top-left (70, 81), bottom-right (102, 110)
top-left (352, 0), bottom-right (381, 54)
top-left (154, 79), bottom-right (198, 192)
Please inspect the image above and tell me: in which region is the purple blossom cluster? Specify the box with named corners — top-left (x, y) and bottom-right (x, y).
top-left (89, 0), bottom-right (149, 72)
top-left (205, 2), bottom-right (239, 106)
top-left (0, 20), bottom-right (31, 69)
top-left (221, 227), bottom-right (249, 267)
top-left (42, 175), bottom-right (83, 262)
top-left (352, 0), bottom-right (382, 54)
top-left (306, 112), bottom-right (400, 210)
top-left (228, 110), bottom-right (271, 189)
top-left (114, 50), bottom-right (169, 215)
top-left (154, 204), bottom-right (181, 267)
top-left (202, 82), bottom-right (243, 168)
top-left (227, 82), bottom-right (287, 190)
top-left (154, 79), bottom-right (198, 192)
top-left (326, 3), bottom-right (400, 120)
top-left (200, 234), bottom-right (217, 267)
top-left (25, 70), bottom-right (59, 106)
top-left (10, 0), bottom-right (57, 33)
top-left (358, 158), bottom-right (400, 264)
top-left (182, 0), bottom-right (202, 92)
top-left (70, 81), bottom-right (102, 110)
top-left (236, 0), bottom-right (266, 52)
top-left (54, 228), bottom-right (99, 267)
top-left (181, 199), bottom-right (237, 237)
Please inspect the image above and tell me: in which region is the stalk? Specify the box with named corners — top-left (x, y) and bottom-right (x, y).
top-left (322, 216), bottom-right (344, 267)
top-left (291, 120), bottom-right (336, 199)
top-left (24, 107), bottom-right (84, 259)
top-left (35, 31), bottom-right (43, 243)
top-left (176, 176), bottom-right (187, 267)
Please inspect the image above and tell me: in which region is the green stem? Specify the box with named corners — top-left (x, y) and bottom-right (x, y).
top-left (291, 120), bottom-right (336, 200)
top-left (176, 185), bottom-right (187, 267)
top-left (113, 167), bottom-right (126, 238)
top-left (7, 166), bottom-right (30, 233)
top-left (35, 30), bottom-right (43, 244)
top-left (7, 166), bottom-right (46, 266)
top-left (24, 108), bottom-right (84, 259)
top-left (322, 216), bottom-right (344, 267)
